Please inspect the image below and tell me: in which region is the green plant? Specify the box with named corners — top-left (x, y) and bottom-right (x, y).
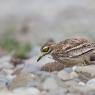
top-left (0, 36), bottom-right (32, 58)
top-left (15, 43), bottom-right (32, 58)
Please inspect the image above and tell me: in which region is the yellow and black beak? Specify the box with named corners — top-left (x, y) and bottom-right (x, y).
top-left (37, 53), bottom-right (48, 62)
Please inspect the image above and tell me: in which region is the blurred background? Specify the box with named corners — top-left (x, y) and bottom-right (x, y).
top-left (0, 0), bottom-right (95, 57)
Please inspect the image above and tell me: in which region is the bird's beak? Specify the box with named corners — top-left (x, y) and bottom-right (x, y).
top-left (37, 53), bottom-right (48, 62)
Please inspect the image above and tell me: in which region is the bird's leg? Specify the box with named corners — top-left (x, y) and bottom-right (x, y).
top-left (74, 58), bottom-right (89, 73)
top-left (79, 60), bottom-right (86, 73)
top-left (78, 59), bottom-right (90, 73)
top-left (83, 60), bottom-right (90, 65)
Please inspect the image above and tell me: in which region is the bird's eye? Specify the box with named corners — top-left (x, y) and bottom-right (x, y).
top-left (41, 46), bottom-right (49, 52)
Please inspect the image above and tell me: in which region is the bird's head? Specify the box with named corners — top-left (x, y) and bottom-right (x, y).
top-left (37, 39), bottom-right (55, 62)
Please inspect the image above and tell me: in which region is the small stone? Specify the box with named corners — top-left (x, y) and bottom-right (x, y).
top-left (41, 62), bottom-right (64, 72)
top-left (13, 87), bottom-right (40, 95)
top-left (64, 67), bottom-right (73, 73)
top-left (58, 70), bottom-right (70, 80)
top-left (70, 72), bottom-right (78, 79)
top-left (57, 70), bottom-right (78, 81)
top-left (40, 91), bottom-right (48, 95)
top-left (8, 72), bottom-right (39, 90)
top-left (0, 63), bottom-right (13, 70)
top-left (22, 63), bottom-right (41, 73)
top-left (79, 81), bottom-right (85, 86)
top-left (74, 65), bottom-right (95, 77)
top-left (12, 64), bottom-right (24, 75)
top-left (0, 75), bottom-right (12, 90)
top-left (87, 78), bottom-right (95, 86)
top-left (48, 87), bottom-right (66, 95)
top-left (72, 66), bottom-right (78, 72)
top-left (10, 57), bottom-right (23, 67)
top-left (0, 55), bottom-right (13, 69)
top-left (42, 77), bottom-right (58, 90)
top-left (0, 89), bottom-right (12, 95)
top-left (25, 87), bottom-right (40, 95)
top-left (85, 79), bottom-right (95, 91)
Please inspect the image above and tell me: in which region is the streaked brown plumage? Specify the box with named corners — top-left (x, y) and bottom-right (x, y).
top-left (37, 37), bottom-right (95, 67)
top-left (52, 43), bottom-right (95, 67)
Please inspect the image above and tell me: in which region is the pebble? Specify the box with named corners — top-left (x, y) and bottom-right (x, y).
top-left (70, 72), bottom-right (78, 79)
top-left (41, 62), bottom-right (64, 72)
top-left (13, 87), bottom-right (40, 95)
top-left (58, 70), bottom-right (69, 80)
top-left (87, 78), bottom-right (95, 86)
top-left (0, 53), bottom-right (95, 94)
top-left (42, 77), bottom-right (58, 90)
top-left (0, 75), bottom-right (12, 89)
top-left (74, 65), bottom-right (95, 77)
top-left (64, 67), bottom-right (73, 73)
top-left (22, 63), bottom-right (41, 73)
top-left (8, 72), bottom-right (39, 90)
top-left (0, 89), bottom-right (12, 95)
top-left (12, 64), bottom-right (24, 75)
top-left (48, 87), bottom-right (66, 95)
top-left (0, 55), bottom-right (13, 69)
top-left (57, 70), bottom-right (78, 81)
top-left (79, 81), bottom-right (85, 86)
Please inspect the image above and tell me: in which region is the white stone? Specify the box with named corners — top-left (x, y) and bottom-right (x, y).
top-left (58, 70), bottom-right (70, 80)
top-left (42, 77), bottom-right (58, 90)
top-left (58, 70), bottom-right (78, 81)
top-left (0, 89), bottom-right (12, 95)
top-left (87, 78), bottom-right (95, 86)
top-left (70, 72), bottom-right (78, 79)
top-left (0, 55), bottom-right (13, 69)
top-left (22, 63), bottom-right (41, 73)
top-left (64, 67), bottom-right (72, 73)
top-left (13, 87), bottom-right (40, 95)
top-left (79, 82), bottom-right (85, 86)
top-left (72, 66), bottom-right (78, 72)
top-left (74, 65), bottom-right (95, 77)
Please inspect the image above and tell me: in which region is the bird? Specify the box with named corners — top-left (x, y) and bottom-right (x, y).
top-left (37, 37), bottom-right (95, 68)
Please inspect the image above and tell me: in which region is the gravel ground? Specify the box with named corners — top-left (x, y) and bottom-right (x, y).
top-left (0, 52), bottom-right (95, 95)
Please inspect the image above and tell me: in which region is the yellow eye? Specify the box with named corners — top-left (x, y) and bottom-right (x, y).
top-left (42, 46), bottom-right (49, 52)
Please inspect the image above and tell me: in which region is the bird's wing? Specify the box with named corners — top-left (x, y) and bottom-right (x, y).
top-left (62, 43), bottom-right (95, 58)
